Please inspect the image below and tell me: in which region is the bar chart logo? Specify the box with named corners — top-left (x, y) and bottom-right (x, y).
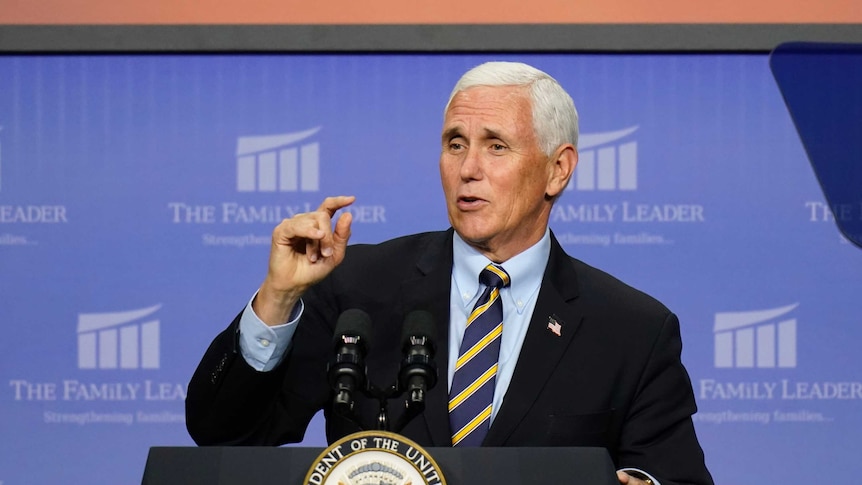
top-left (77, 304), bottom-right (161, 370)
top-left (568, 126), bottom-right (638, 191)
top-left (713, 303), bottom-right (798, 369)
top-left (236, 127), bottom-right (321, 192)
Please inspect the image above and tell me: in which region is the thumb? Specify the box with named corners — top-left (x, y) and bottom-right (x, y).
top-left (332, 211), bottom-right (353, 253)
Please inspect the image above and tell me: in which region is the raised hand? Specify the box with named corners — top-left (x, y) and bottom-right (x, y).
top-left (253, 196), bottom-right (355, 326)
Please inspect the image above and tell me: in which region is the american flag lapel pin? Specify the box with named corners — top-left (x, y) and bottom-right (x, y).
top-left (547, 315), bottom-right (562, 337)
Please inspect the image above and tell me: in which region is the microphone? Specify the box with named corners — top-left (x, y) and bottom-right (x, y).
top-left (328, 309), bottom-right (371, 417)
top-left (398, 310), bottom-right (438, 407)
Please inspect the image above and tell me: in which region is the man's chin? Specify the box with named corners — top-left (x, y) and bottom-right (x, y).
top-left (453, 228), bottom-right (493, 250)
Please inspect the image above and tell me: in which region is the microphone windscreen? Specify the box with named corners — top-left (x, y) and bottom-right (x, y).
top-left (333, 309), bottom-right (372, 346)
top-left (401, 310), bottom-right (436, 345)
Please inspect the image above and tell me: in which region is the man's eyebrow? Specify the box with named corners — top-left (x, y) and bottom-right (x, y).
top-left (483, 128), bottom-right (505, 141)
top-left (442, 127), bottom-right (463, 141)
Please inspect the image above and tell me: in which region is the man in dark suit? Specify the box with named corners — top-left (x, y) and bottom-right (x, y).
top-left (186, 62), bottom-right (713, 485)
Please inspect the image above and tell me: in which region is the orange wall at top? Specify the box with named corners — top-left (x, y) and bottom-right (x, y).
top-left (1, 0), bottom-right (860, 24)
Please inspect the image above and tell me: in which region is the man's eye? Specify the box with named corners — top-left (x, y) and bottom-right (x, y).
top-left (449, 142), bottom-right (464, 150)
top-left (491, 144), bottom-right (507, 151)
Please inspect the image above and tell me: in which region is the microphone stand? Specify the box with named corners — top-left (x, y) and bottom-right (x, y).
top-left (365, 383), bottom-right (399, 431)
top-left (366, 371), bottom-right (434, 433)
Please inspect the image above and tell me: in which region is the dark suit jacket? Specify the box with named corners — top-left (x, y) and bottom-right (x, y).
top-left (187, 229), bottom-right (713, 485)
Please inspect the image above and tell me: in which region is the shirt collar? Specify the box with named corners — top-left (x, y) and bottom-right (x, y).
top-left (452, 229), bottom-right (551, 314)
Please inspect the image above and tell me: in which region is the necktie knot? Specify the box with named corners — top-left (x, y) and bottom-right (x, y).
top-left (479, 264), bottom-right (510, 290)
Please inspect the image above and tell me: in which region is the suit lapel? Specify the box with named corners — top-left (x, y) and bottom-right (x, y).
top-left (400, 229), bottom-right (455, 447)
top-left (484, 233), bottom-right (584, 446)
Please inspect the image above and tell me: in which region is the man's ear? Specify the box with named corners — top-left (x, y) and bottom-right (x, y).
top-left (545, 144), bottom-right (578, 199)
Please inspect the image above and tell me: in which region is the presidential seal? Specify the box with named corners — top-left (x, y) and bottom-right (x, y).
top-left (303, 431), bottom-right (446, 485)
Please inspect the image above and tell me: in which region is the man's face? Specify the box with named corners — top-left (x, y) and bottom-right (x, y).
top-left (440, 85), bottom-right (557, 262)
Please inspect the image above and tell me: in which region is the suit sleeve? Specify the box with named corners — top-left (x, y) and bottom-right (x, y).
top-left (184, 309), bottom-right (324, 445)
top-left (617, 313), bottom-right (714, 485)
top-left (185, 273), bottom-right (341, 445)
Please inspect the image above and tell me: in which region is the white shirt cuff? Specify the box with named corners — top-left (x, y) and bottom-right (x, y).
top-left (238, 292), bottom-right (303, 371)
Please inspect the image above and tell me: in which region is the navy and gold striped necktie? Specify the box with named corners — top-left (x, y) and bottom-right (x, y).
top-left (449, 263), bottom-right (510, 447)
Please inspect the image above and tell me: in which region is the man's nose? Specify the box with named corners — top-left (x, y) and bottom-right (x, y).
top-left (459, 147), bottom-right (482, 181)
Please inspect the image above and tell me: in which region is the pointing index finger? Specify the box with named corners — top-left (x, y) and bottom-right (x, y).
top-left (317, 196), bottom-right (356, 217)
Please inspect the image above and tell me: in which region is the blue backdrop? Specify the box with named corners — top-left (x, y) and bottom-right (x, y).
top-left (1, 54), bottom-right (860, 484)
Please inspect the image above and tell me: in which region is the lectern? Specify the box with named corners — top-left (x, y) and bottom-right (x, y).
top-left (142, 446), bottom-right (619, 485)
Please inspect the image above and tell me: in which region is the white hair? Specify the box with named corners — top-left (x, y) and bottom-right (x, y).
top-left (445, 61), bottom-right (579, 155)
